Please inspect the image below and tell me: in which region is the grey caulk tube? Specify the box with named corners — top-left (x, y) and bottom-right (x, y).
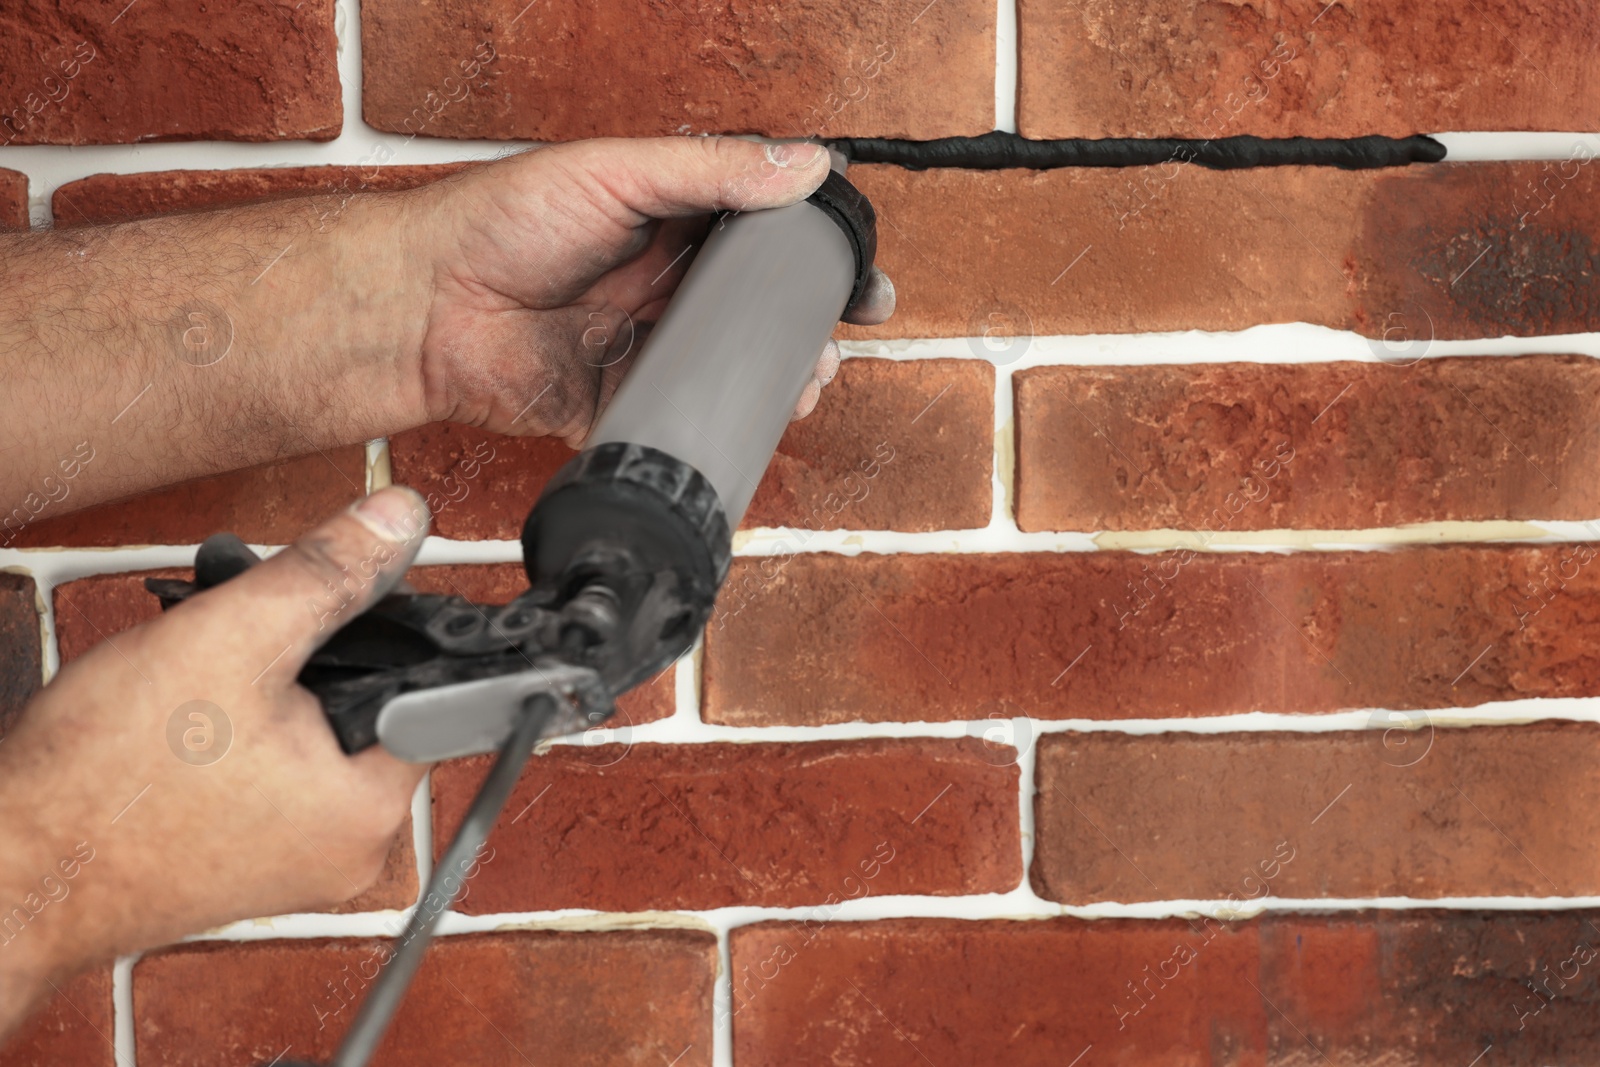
top-left (585, 170), bottom-right (857, 527)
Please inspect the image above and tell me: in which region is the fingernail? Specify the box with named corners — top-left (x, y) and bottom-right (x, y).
top-left (818, 340), bottom-right (840, 385)
top-left (352, 486), bottom-right (430, 544)
top-left (874, 268), bottom-right (896, 307)
top-left (765, 142), bottom-right (825, 169)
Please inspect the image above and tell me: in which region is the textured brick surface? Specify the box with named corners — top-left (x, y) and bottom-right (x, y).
top-left (432, 739), bottom-right (1017, 913)
top-left (732, 912), bottom-right (1600, 1064)
top-left (51, 570), bottom-right (178, 669)
top-left (52, 163), bottom-right (466, 226)
top-left (0, 168), bottom-right (26, 230)
top-left (12, 448), bottom-right (366, 549)
top-left (135, 931), bottom-right (715, 1066)
top-left (1017, 0), bottom-right (1600, 139)
top-left (406, 563), bottom-right (675, 724)
top-left (362, 0), bottom-right (993, 140)
top-left (1034, 723), bottom-right (1600, 903)
top-left (745, 358), bottom-right (993, 531)
top-left (1015, 355), bottom-right (1600, 531)
top-left (0, 3), bottom-right (340, 145)
top-left (53, 571), bottom-right (417, 913)
top-left (843, 162), bottom-right (1600, 341)
top-left (388, 425), bottom-right (574, 542)
top-left (393, 360), bottom-right (994, 539)
top-left (704, 546), bottom-right (1600, 724)
top-left (0, 968), bottom-right (114, 1067)
top-left (0, 573), bottom-right (42, 737)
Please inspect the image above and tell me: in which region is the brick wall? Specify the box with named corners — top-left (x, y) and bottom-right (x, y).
top-left (2, 1), bottom-right (1600, 1065)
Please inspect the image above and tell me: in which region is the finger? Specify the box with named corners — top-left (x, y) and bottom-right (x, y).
top-left (814, 338), bottom-right (841, 387)
top-left (215, 487), bottom-right (431, 682)
top-left (792, 378), bottom-right (824, 421)
top-left (842, 267), bottom-right (895, 326)
top-left (586, 216), bottom-right (712, 322)
top-left (548, 136), bottom-right (832, 223)
top-left (790, 338), bottom-right (842, 421)
top-left (348, 740), bottom-right (431, 794)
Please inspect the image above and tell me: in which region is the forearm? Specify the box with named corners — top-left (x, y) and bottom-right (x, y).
top-left (0, 810), bottom-right (86, 1038)
top-left (0, 187), bottom-right (438, 516)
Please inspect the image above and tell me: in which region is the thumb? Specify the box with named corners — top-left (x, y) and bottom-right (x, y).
top-left (554, 135), bottom-right (833, 220)
top-left (216, 486), bottom-right (431, 684)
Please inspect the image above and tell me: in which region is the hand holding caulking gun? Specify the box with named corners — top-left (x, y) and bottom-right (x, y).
top-left (146, 150), bottom-right (880, 1065)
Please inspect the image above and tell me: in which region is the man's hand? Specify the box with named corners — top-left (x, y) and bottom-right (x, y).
top-left (0, 487), bottom-right (431, 1035)
top-left (409, 139), bottom-right (895, 444)
top-left (0, 136), bottom-right (895, 514)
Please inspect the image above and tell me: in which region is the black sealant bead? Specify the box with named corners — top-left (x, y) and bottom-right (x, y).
top-left (827, 131), bottom-right (1447, 171)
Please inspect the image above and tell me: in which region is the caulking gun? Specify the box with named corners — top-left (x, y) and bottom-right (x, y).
top-left (146, 152), bottom-right (877, 1066)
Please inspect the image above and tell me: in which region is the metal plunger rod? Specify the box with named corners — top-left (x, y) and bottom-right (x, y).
top-left (329, 695), bottom-right (561, 1067)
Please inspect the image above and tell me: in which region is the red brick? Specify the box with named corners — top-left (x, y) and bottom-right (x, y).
top-left (0, 573), bottom-right (42, 737)
top-left (843, 162), bottom-right (1600, 341)
top-left (362, 0), bottom-right (993, 140)
top-left (745, 358), bottom-right (993, 531)
top-left (0, 168), bottom-right (26, 230)
top-left (0, 968), bottom-right (114, 1067)
top-left (134, 931), bottom-right (714, 1066)
top-left (1034, 723), bottom-right (1600, 903)
top-left (0, 3), bottom-right (340, 145)
top-left (1017, 0), bottom-right (1600, 139)
top-left (703, 545), bottom-right (1600, 725)
top-left (12, 448), bottom-right (366, 549)
top-left (732, 917), bottom-right (1263, 1063)
top-left (52, 164), bottom-right (468, 226)
top-left (392, 360), bottom-right (994, 540)
top-left (432, 739), bottom-right (1017, 912)
top-left (731, 912), bottom-right (1600, 1064)
top-left (52, 571), bottom-right (177, 669)
top-left (1015, 355), bottom-right (1600, 532)
top-left (406, 564), bottom-right (676, 725)
top-left (388, 425), bottom-right (574, 542)
top-left (53, 571), bottom-right (417, 914)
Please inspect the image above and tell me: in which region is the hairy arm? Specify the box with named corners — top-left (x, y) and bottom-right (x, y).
top-left (0, 137), bottom-right (893, 524)
top-left (0, 190), bottom-right (430, 515)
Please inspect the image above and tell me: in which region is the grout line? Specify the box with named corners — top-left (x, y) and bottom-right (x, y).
top-left (673, 644), bottom-right (703, 728)
top-left (411, 771), bottom-right (433, 903)
top-left (179, 889), bottom-right (1600, 947)
top-left (993, 0), bottom-right (1019, 134)
top-left (402, 522), bottom-right (1600, 566)
top-left (712, 921), bottom-right (734, 1067)
top-left (1434, 130), bottom-right (1600, 161)
top-left (33, 569), bottom-right (61, 684)
top-left (607, 699), bottom-right (1600, 741)
top-left (992, 364), bottom-right (1017, 533)
top-left (1014, 722), bottom-right (1038, 893)
top-left (365, 436), bottom-right (391, 493)
top-left (8, 513), bottom-right (1600, 593)
top-left (23, 516), bottom-right (1598, 587)
top-left (831, 328), bottom-right (1600, 367)
top-left (112, 953), bottom-right (137, 1066)
top-left (335, 0), bottom-right (362, 141)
